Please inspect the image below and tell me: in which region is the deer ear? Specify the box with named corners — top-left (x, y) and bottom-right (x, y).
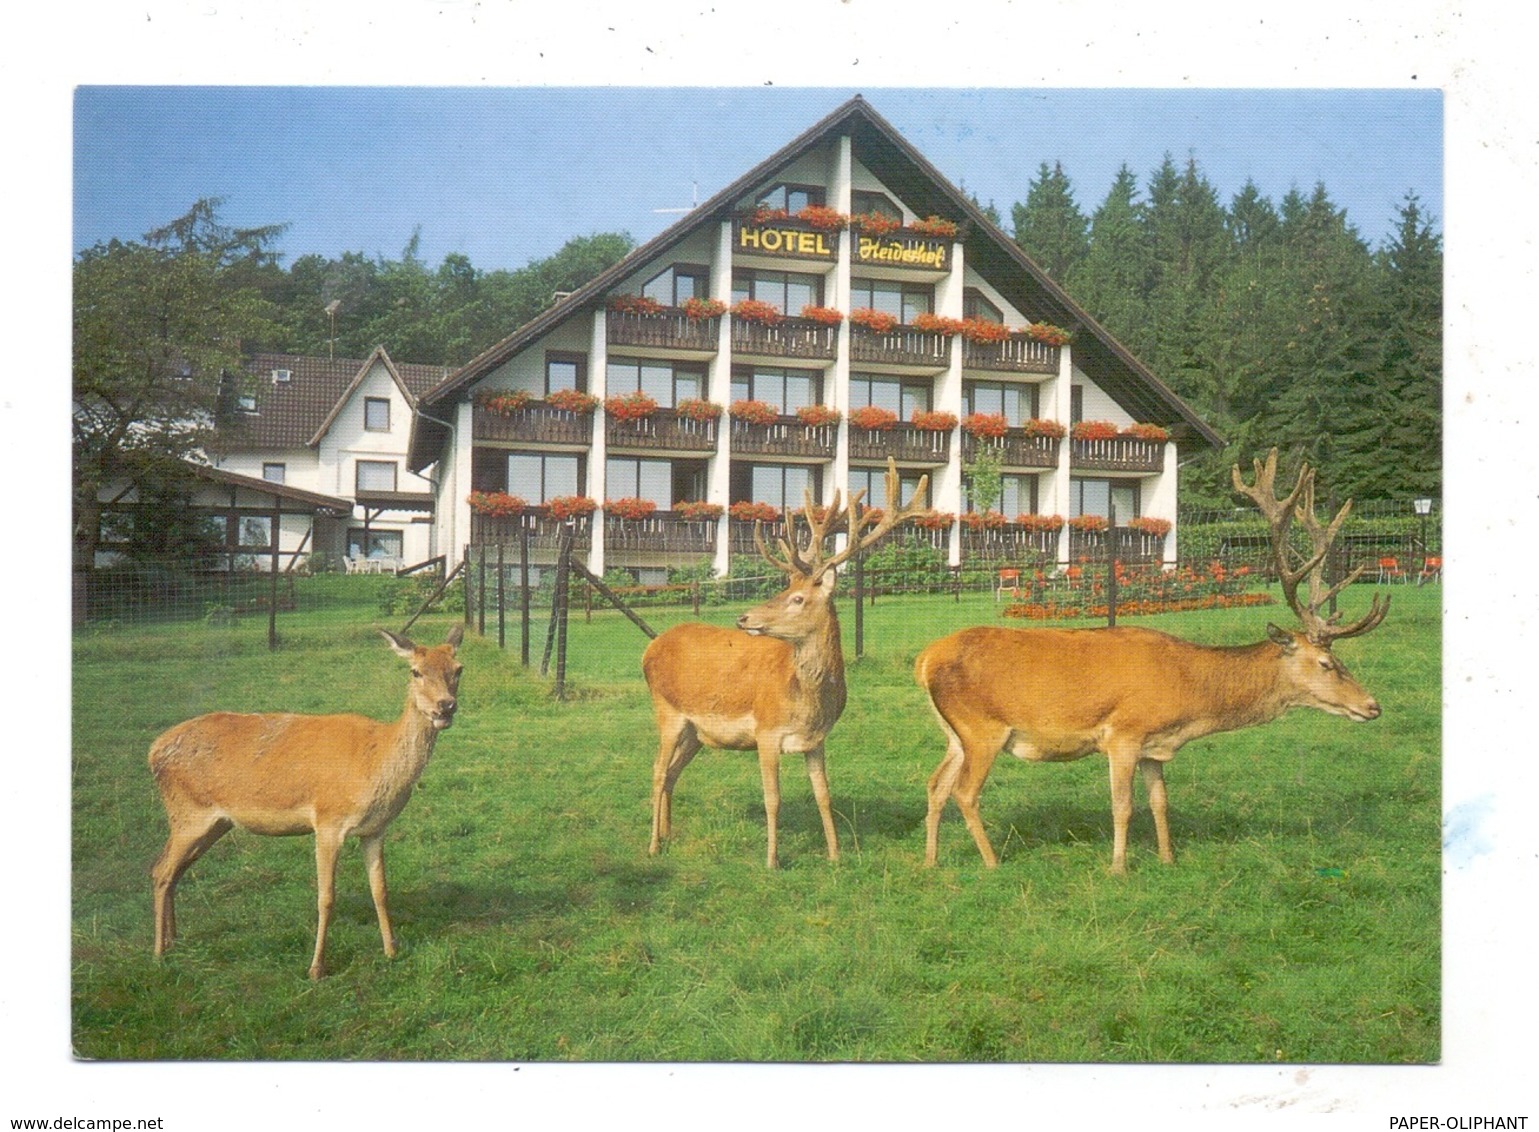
top-left (381, 629), bottom-right (416, 658)
top-left (445, 625), bottom-right (464, 651)
top-left (815, 567), bottom-right (837, 595)
top-left (1266, 623), bottom-right (1297, 652)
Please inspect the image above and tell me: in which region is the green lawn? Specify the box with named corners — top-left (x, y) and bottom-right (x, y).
top-left (71, 580), bottom-right (1440, 1062)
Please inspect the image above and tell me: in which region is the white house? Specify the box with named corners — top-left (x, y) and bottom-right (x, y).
top-left (406, 96), bottom-right (1220, 585)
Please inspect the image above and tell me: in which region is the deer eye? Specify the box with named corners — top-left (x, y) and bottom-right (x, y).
top-left (412, 668), bottom-right (423, 678)
top-left (791, 594), bottom-right (805, 605)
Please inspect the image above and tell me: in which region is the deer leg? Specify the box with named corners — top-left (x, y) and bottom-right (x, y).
top-left (951, 744), bottom-right (1002, 869)
top-left (309, 826), bottom-right (344, 980)
top-left (757, 738), bottom-right (783, 869)
top-left (151, 814), bottom-right (232, 957)
top-left (1106, 747), bottom-right (1141, 875)
top-left (923, 735), bottom-right (965, 867)
top-left (361, 833), bottom-right (397, 959)
top-left (803, 744), bottom-right (839, 862)
top-left (649, 719), bottom-right (700, 855)
top-left (1139, 758), bottom-right (1176, 865)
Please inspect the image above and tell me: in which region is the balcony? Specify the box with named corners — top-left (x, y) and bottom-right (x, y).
top-left (1070, 436), bottom-right (1164, 473)
top-left (959, 521), bottom-right (1061, 561)
top-left (848, 323), bottom-right (953, 371)
top-left (604, 511), bottom-right (717, 555)
top-left (606, 307), bottom-right (719, 356)
top-left (469, 510), bottom-right (593, 551)
top-left (960, 430), bottom-right (1060, 469)
top-left (729, 415), bottom-right (838, 460)
top-left (849, 423), bottom-right (950, 465)
top-left (961, 335), bottom-right (1061, 375)
top-left (1067, 527), bottom-right (1168, 563)
top-left (605, 408), bottom-right (718, 453)
top-left (473, 402), bottom-right (592, 447)
top-left (730, 315), bottom-right (839, 362)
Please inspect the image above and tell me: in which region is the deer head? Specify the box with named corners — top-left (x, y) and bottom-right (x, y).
top-left (736, 458), bottom-right (930, 643)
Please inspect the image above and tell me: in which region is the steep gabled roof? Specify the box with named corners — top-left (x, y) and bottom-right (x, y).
top-left (408, 95), bottom-right (1220, 469)
top-left (219, 349), bottom-right (452, 452)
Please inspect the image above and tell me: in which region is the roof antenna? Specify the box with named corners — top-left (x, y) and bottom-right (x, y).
top-left (324, 299), bottom-right (341, 360)
top-left (653, 181), bottom-right (699, 215)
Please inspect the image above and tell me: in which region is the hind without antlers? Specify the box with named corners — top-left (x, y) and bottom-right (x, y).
top-left (149, 625), bottom-right (464, 979)
top-left (643, 458), bottom-right (929, 867)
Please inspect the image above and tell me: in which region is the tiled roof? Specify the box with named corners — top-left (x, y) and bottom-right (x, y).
top-left (217, 349), bottom-right (451, 451)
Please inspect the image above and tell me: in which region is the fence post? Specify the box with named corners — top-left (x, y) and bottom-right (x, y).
top-left (1107, 503), bottom-right (1118, 628)
top-left (462, 546), bottom-right (473, 629)
top-left (520, 520), bottom-right (531, 666)
top-left (553, 523), bottom-right (573, 700)
top-left (853, 537), bottom-right (865, 659)
top-left (477, 545), bottom-right (487, 637)
top-left (497, 542), bottom-right (506, 651)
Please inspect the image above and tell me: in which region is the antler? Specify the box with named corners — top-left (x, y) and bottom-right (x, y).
top-left (1231, 448), bottom-right (1390, 646)
top-left (753, 458), bottom-right (930, 579)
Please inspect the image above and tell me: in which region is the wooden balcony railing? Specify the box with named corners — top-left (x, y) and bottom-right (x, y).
top-left (1067, 527), bottom-right (1167, 563)
top-left (469, 511), bottom-right (593, 550)
top-left (604, 511), bottom-right (717, 555)
top-left (473, 403), bottom-right (593, 447)
top-left (848, 323), bottom-right (953, 370)
top-left (605, 408), bottom-right (718, 453)
top-left (729, 315), bottom-right (839, 361)
top-left (728, 516), bottom-right (843, 558)
top-left (1070, 436), bottom-right (1165, 473)
top-left (959, 523), bottom-right (1061, 561)
top-left (961, 335), bottom-right (1061, 374)
top-left (729, 415), bottom-right (838, 459)
top-left (849, 424), bottom-right (951, 464)
top-left (606, 308), bottom-right (720, 354)
top-left (960, 430), bottom-right (1060, 469)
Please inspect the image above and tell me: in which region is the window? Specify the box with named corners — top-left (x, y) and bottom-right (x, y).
top-left (261, 462), bottom-right (286, 485)
top-left (730, 366), bottom-right (822, 414)
top-left (236, 393), bottom-right (257, 413)
top-left (731, 463), bottom-right (820, 510)
top-left (356, 460), bottom-right (398, 494)
top-left (507, 452), bottom-right (582, 504)
top-left (546, 352), bottom-right (587, 395)
top-left (757, 182), bottom-right (824, 213)
top-left (605, 457), bottom-right (705, 509)
top-left (849, 277), bottom-right (933, 324)
top-left (1071, 477), bottom-right (1139, 523)
top-left (851, 190), bottom-right (901, 221)
top-left (641, 264), bottom-right (709, 307)
top-left (969, 473), bottom-right (1039, 516)
top-left (963, 288), bottom-right (1003, 324)
top-left (1071, 385), bottom-right (1084, 425)
top-left (348, 529), bottom-right (403, 560)
top-left (271, 368), bottom-right (292, 384)
top-left (607, 357), bottom-right (705, 408)
top-left (364, 397), bottom-right (390, 431)
top-left (731, 269), bottom-right (823, 314)
top-left (848, 466), bottom-right (926, 509)
top-left (237, 515), bottom-right (273, 549)
top-left (965, 380), bottom-right (1037, 424)
top-left (849, 374), bottom-right (932, 418)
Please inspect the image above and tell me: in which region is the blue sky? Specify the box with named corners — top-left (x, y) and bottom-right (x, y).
top-left (73, 86), bottom-right (1442, 271)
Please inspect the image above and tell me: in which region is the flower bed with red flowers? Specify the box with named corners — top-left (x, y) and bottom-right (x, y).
top-left (1022, 418), bottom-right (1068, 439)
top-left (729, 500), bottom-right (781, 523)
top-left (545, 495), bottom-right (597, 520)
top-left (467, 491), bottom-right (527, 516)
top-left (913, 312), bottom-right (967, 336)
top-left (604, 390), bottom-right (659, 421)
top-left (909, 216), bottom-right (959, 237)
top-left (604, 497), bottom-right (657, 521)
top-left (674, 500), bottom-right (724, 522)
top-left (799, 304), bottom-right (845, 326)
top-left (849, 308), bottom-right (899, 333)
top-left (962, 412), bottom-right (1009, 439)
top-left (848, 405), bottom-right (898, 431)
top-left (730, 298), bottom-right (783, 326)
top-left (546, 389), bottom-right (599, 414)
top-left (675, 398), bottom-right (723, 422)
top-left (911, 410), bottom-right (958, 432)
top-left (796, 404), bottom-right (842, 427)
top-left (729, 399), bottom-right (781, 426)
top-left (795, 205), bottom-right (850, 231)
top-left (607, 293), bottom-right (665, 316)
top-left (681, 296), bottom-right (727, 320)
top-left (477, 390), bottom-right (532, 416)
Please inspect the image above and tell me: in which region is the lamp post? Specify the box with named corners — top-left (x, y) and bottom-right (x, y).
top-left (1413, 497), bottom-right (1433, 568)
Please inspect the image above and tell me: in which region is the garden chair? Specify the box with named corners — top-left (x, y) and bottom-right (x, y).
top-left (1376, 556), bottom-right (1406, 584)
top-left (995, 568), bottom-right (1022, 602)
top-left (1417, 556), bottom-right (1442, 586)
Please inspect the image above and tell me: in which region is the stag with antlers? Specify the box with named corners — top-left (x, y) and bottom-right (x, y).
top-left (915, 448), bottom-right (1388, 872)
top-left (642, 458), bottom-right (929, 868)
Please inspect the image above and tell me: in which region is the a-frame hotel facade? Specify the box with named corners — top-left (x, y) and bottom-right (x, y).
top-left (408, 96), bottom-right (1220, 582)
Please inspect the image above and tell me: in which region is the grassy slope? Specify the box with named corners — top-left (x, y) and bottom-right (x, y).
top-left (71, 583), bottom-right (1440, 1062)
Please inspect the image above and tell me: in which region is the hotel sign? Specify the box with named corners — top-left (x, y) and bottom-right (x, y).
top-left (734, 221), bottom-right (838, 260)
top-left (854, 234), bottom-right (949, 270)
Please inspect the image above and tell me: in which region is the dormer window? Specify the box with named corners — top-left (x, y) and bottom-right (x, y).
top-left (271, 368), bottom-right (292, 384)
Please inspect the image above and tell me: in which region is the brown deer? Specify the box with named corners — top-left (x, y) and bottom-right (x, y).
top-left (643, 459), bottom-right (929, 868)
top-left (149, 625), bottom-right (464, 979)
top-left (916, 449), bottom-right (1389, 872)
